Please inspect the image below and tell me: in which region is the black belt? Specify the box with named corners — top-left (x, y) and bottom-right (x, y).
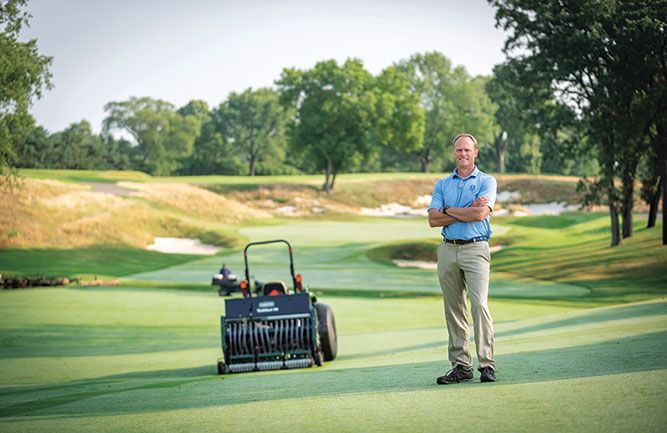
top-left (444, 236), bottom-right (488, 245)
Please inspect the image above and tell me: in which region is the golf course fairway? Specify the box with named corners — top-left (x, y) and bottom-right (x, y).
top-left (2, 177), bottom-right (666, 432)
top-left (0, 286), bottom-right (665, 432)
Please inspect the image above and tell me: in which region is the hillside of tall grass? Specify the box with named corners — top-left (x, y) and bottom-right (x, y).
top-left (1, 177), bottom-right (271, 249)
top-left (4, 169), bottom-right (587, 250)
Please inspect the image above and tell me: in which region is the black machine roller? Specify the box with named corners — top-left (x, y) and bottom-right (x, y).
top-left (217, 240), bottom-right (337, 374)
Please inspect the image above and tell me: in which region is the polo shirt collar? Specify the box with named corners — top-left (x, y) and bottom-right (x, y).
top-left (453, 165), bottom-right (479, 179)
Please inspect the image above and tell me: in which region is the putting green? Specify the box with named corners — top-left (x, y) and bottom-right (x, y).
top-left (127, 219), bottom-right (585, 298)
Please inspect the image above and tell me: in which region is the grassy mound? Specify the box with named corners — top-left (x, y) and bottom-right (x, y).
top-left (493, 215), bottom-right (667, 300)
top-left (0, 178), bottom-right (269, 250)
top-left (367, 240), bottom-right (439, 266)
top-left (364, 213), bottom-right (666, 302)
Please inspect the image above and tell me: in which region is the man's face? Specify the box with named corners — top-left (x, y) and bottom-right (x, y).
top-left (453, 137), bottom-right (478, 171)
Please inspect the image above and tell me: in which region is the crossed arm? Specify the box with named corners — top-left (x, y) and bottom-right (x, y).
top-left (428, 197), bottom-right (492, 228)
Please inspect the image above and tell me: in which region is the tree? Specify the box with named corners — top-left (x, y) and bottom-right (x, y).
top-left (277, 59), bottom-right (375, 192)
top-left (0, 0), bottom-right (52, 185)
top-left (490, 0), bottom-right (667, 246)
top-left (48, 120), bottom-right (116, 169)
top-left (214, 88), bottom-right (289, 176)
top-left (485, 65), bottom-right (533, 174)
top-left (393, 52), bottom-right (495, 173)
top-left (188, 120), bottom-right (244, 175)
top-left (372, 66), bottom-right (425, 156)
top-left (639, 146), bottom-right (662, 229)
top-left (177, 99), bottom-right (210, 122)
top-left (277, 58), bottom-right (424, 192)
top-left (102, 97), bottom-right (200, 175)
top-left (12, 123), bottom-right (48, 168)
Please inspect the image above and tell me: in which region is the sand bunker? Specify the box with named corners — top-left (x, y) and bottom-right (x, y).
top-left (362, 192), bottom-right (579, 218)
top-left (146, 237), bottom-right (222, 255)
top-left (393, 260), bottom-right (437, 270)
top-left (360, 203), bottom-right (426, 218)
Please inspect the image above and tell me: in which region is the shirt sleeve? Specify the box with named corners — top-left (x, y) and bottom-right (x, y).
top-left (478, 175), bottom-right (497, 212)
top-left (428, 178), bottom-right (444, 211)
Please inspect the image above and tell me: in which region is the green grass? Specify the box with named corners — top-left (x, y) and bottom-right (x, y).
top-left (18, 169), bottom-right (440, 187)
top-left (18, 168), bottom-right (151, 183)
top-left (2, 170), bottom-right (667, 432)
top-left (491, 214), bottom-right (667, 301)
top-left (0, 246), bottom-right (206, 280)
top-left (0, 287), bottom-right (665, 432)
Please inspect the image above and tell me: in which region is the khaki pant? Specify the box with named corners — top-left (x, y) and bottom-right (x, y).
top-left (437, 241), bottom-right (495, 370)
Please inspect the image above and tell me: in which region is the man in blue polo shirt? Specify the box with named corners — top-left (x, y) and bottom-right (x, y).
top-left (428, 133), bottom-right (497, 385)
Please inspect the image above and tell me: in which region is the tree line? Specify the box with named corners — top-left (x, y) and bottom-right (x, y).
top-left (13, 53), bottom-right (597, 179)
top-left (488, 0), bottom-right (666, 245)
top-left (2, 0), bottom-right (665, 245)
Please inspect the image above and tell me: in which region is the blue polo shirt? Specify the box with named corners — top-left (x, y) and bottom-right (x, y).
top-left (428, 166), bottom-right (497, 240)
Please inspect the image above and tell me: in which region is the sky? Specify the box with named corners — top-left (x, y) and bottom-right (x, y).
top-left (22, 0), bottom-right (510, 135)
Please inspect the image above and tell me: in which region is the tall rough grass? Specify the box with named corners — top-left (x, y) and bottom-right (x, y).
top-left (119, 182), bottom-right (270, 224)
top-left (0, 179), bottom-right (270, 249)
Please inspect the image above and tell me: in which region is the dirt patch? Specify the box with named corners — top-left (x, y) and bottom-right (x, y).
top-left (85, 182), bottom-right (136, 196)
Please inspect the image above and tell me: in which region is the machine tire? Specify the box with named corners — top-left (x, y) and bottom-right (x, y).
top-left (313, 350), bottom-right (323, 366)
top-left (314, 302), bottom-right (337, 361)
top-left (217, 361), bottom-right (226, 374)
top-left (218, 288), bottom-right (230, 297)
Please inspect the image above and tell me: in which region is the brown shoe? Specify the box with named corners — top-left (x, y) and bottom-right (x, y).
top-left (437, 365), bottom-right (474, 385)
top-left (479, 366), bottom-right (496, 382)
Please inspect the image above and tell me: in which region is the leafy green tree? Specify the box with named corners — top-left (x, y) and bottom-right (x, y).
top-left (490, 0), bottom-right (667, 245)
top-left (485, 65), bottom-right (534, 174)
top-left (12, 124), bottom-right (48, 168)
top-left (57, 121), bottom-right (92, 168)
top-left (0, 0), bottom-right (52, 184)
top-left (278, 58), bottom-right (424, 191)
top-left (47, 120), bottom-right (117, 169)
top-left (394, 52), bottom-right (495, 173)
top-left (277, 59), bottom-right (376, 192)
top-left (639, 146), bottom-right (662, 228)
top-left (177, 99), bottom-right (210, 122)
top-left (189, 120), bottom-right (245, 175)
top-left (214, 88), bottom-right (289, 176)
top-left (372, 66), bottom-right (425, 156)
top-left (102, 97), bottom-right (200, 175)
top-left (99, 134), bottom-right (136, 170)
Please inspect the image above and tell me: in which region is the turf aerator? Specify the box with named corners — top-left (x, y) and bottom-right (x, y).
top-left (217, 240), bottom-right (337, 374)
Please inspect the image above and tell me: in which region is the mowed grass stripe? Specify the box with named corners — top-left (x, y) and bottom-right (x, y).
top-left (0, 286), bottom-right (665, 432)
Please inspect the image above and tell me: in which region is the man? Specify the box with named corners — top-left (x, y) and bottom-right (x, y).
top-left (428, 133), bottom-right (497, 384)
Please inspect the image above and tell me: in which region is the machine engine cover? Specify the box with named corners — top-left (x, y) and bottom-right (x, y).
top-left (225, 292), bottom-right (311, 320)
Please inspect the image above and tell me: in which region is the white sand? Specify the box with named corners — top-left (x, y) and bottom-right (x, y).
top-left (360, 203), bottom-right (426, 218)
top-left (146, 237), bottom-right (222, 255)
top-left (393, 259), bottom-right (437, 270)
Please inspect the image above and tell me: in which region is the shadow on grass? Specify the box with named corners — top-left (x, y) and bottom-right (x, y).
top-left (0, 325), bottom-right (218, 358)
top-left (495, 300), bottom-right (667, 339)
top-left (2, 330), bottom-right (666, 419)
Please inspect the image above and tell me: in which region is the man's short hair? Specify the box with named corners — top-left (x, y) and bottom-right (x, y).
top-left (453, 134), bottom-right (478, 148)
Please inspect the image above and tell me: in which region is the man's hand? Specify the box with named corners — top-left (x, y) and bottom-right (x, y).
top-left (471, 197), bottom-right (489, 208)
top-left (444, 197), bottom-right (492, 222)
top-left (429, 197), bottom-right (492, 227)
top-left (428, 208), bottom-right (459, 228)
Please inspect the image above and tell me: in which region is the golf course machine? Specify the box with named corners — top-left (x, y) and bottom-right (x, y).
top-left (217, 239), bottom-right (337, 374)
